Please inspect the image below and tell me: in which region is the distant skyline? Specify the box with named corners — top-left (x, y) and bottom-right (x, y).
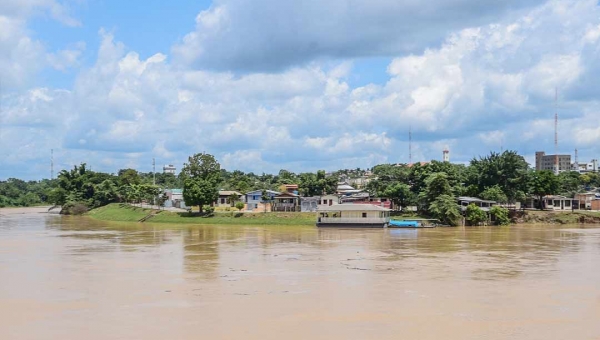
top-left (2, 0), bottom-right (600, 180)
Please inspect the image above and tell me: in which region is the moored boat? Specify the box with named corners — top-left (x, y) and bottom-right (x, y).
top-left (388, 219), bottom-right (437, 228)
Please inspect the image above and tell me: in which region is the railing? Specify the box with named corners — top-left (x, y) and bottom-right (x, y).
top-left (272, 203), bottom-right (299, 212)
top-left (318, 217), bottom-right (389, 224)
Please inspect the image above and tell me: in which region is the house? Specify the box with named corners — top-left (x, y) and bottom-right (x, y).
top-left (319, 194), bottom-right (341, 206)
top-left (574, 192), bottom-right (600, 210)
top-left (272, 192), bottom-right (300, 212)
top-left (301, 197), bottom-right (320, 212)
top-left (316, 204), bottom-right (392, 228)
top-left (213, 190), bottom-right (244, 208)
top-left (244, 190), bottom-right (280, 211)
top-left (337, 183), bottom-right (362, 195)
top-left (457, 197), bottom-right (497, 212)
top-left (524, 195), bottom-right (576, 211)
top-left (163, 189), bottom-right (186, 209)
top-left (279, 184), bottom-right (299, 195)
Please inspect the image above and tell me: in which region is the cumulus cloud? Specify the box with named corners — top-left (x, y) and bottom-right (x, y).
top-left (172, 0), bottom-right (545, 72)
top-left (4, 0), bottom-right (600, 179)
top-left (0, 1), bottom-right (82, 89)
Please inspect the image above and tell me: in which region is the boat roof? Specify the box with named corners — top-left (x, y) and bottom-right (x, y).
top-left (318, 204), bottom-right (391, 212)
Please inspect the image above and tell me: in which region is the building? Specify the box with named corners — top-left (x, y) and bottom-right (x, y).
top-left (574, 192), bottom-right (600, 209)
top-left (524, 195), bottom-right (576, 211)
top-left (535, 151), bottom-right (571, 173)
top-left (316, 204), bottom-right (391, 228)
top-left (244, 190), bottom-right (280, 211)
top-left (457, 197), bottom-right (496, 212)
top-left (163, 189), bottom-right (186, 209)
top-left (163, 164), bottom-right (176, 174)
top-left (572, 159), bottom-right (599, 173)
top-left (301, 197), bottom-right (320, 212)
top-left (443, 148), bottom-right (450, 162)
top-left (319, 194), bottom-right (341, 206)
top-left (213, 191), bottom-right (244, 208)
top-left (272, 192), bottom-right (300, 212)
top-left (278, 184), bottom-right (299, 195)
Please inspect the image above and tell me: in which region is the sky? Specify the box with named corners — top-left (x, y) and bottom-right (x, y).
top-left (2, 0), bottom-right (600, 180)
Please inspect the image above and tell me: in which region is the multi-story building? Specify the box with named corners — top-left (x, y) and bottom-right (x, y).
top-left (535, 151), bottom-right (571, 173)
top-left (163, 164), bottom-right (176, 174)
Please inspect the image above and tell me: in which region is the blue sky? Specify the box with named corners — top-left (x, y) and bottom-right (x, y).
top-left (2, 0), bottom-right (600, 179)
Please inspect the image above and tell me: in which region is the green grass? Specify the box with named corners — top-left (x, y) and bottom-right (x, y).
top-left (87, 203), bottom-right (317, 226)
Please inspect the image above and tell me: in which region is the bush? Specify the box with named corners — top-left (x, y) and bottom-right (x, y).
top-left (235, 201), bottom-right (245, 211)
top-left (202, 205), bottom-right (215, 216)
top-left (465, 203), bottom-right (487, 226)
top-left (61, 202), bottom-right (89, 215)
top-left (490, 206), bottom-right (510, 226)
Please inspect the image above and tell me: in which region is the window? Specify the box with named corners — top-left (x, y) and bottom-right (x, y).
top-left (362, 213), bottom-right (367, 218)
top-left (322, 200), bottom-right (327, 205)
top-left (220, 198), bottom-right (225, 204)
top-left (255, 204), bottom-right (258, 209)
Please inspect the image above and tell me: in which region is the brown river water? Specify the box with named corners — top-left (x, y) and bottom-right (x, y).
top-left (1, 209), bottom-right (599, 339)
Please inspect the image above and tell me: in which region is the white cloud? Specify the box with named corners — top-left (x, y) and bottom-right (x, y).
top-left (4, 0), bottom-right (600, 179)
top-left (172, 0), bottom-right (546, 71)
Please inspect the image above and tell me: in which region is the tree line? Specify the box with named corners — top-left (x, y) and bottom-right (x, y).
top-left (2, 150), bottom-right (599, 221)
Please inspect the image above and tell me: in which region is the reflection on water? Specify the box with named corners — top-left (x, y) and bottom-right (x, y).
top-left (1, 212), bottom-right (600, 340)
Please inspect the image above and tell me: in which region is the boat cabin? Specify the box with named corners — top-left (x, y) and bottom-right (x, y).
top-left (317, 204), bottom-right (391, 228)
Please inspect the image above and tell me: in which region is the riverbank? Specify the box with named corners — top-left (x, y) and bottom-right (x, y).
top-left (512, 210), bottom-right (600, 224)
top-left (86, 203), bottom-right (317, 225)
top-left (84, 203), bottom-right (600, 226)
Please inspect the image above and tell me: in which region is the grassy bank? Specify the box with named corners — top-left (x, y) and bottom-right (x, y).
top-left (87, 203), bottom-right (317, 226)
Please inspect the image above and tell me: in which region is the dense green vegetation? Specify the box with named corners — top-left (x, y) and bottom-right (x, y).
top-left (3, 150), bottom-right (600, 227)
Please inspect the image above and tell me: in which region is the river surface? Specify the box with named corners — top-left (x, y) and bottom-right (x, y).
top-left (1, 210), bottom-right (599, 339)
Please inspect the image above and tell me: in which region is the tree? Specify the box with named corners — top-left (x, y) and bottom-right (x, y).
top-left (382, 183), bottom-right (413, 210)
top-left (261, 189), bottom-right (272, 213)
top-left (490, 206), bottom-right (510, 226)
top-left (468, 151), bottom-right (529, 203)
top-left (529, 170), bottom-right (560, 209)
top-left (235, 201), bottom-right (245, 211)
top-left (118, 169), bottom-right (141, 186)
top-left (419, 172), bottom-right (453, 211)
top-left (429, 194), bottom-right (461, 226)
top-left (181, 153), bottom-right (221, 213)
top-left (480, 185), bottom-right (508, 203)
top-left (465, 203), bottom-right (487, 226)
top-left (227, 192), bottom-right (241, 206)
top-left (557, 171), bottom-right (582, 197)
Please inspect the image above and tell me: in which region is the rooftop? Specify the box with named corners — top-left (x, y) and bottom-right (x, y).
top-left (318, 204), bottom-right (391, 212)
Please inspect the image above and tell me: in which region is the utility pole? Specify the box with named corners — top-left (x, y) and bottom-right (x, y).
top-left (554, 87), bottom-right (559, 175)
top-left (408, 125), bottom-right (412, 165)
top-left (152, 158), bottom-right (156, 207)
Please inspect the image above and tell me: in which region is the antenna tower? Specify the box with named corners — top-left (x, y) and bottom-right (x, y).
top-left (51, 149), bottom-right (54, 180)
top-left (554, 87), bottom-right (558, 174)
top-left (152, 158), bottom-right (156, 185)
top-left (409, 126), bottom-right (412, 164)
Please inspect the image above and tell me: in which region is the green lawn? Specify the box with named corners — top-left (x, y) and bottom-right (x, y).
top-left (87, 203), bottom-right (317, 226)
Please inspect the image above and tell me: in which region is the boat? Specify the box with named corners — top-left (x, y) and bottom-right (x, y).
top-left (316, 204), bottom-right (392, 228)
top-left (388, 219), bottom-right (437, 228)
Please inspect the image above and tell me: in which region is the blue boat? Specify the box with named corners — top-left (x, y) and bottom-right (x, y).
top-left (388, 219), bottom-right (437, 228)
